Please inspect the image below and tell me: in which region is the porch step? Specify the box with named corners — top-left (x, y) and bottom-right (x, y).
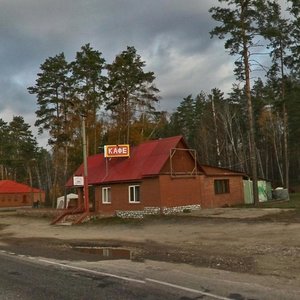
top-left (51, 207), bottom-right (84, 225)
top-left (53, 212), bottom-right (89, 225)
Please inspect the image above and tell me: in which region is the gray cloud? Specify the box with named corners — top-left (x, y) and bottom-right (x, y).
top-left (0, 0), bottom-right (286, 147)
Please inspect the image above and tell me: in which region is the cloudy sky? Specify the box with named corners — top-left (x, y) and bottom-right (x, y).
top-left (0, 0), bottom-right (287, 147)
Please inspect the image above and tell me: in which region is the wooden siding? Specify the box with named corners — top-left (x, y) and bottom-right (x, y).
top-left (161, 140), bottom-right (199, 175)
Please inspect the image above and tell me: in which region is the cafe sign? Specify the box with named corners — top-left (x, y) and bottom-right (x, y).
top-left (104, 144), bottom-right (130, 158)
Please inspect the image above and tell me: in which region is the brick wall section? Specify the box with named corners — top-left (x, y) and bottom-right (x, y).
top-left (94, 187), bottom-right (101, 212)
top-left (0, 192), bottom-right (45, 208)
top-left (159, 175), bottom-right (201, 207)
top-left (95, 175), bottom-right (202, 215)
top-left (95, 178), bottom-right (161, 214)
top-left (141, 177), bottom-right (161, 206)
top-left (94, 174), bottom-right (244, 214)
top-left (200, 176), bottom-right (244, 208)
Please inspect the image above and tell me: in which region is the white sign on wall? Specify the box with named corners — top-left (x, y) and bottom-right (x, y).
top-left (73, 176), bottom-right (84, 186)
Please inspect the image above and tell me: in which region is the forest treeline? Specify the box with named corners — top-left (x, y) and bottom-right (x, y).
top-left (0, 0), bottom-right (299, 205)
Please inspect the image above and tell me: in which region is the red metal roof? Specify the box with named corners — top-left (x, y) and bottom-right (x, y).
top-left (67, 135), bottom-right (185, 186)
top-left (0, 180), bottom-right (44, 194)
top-left (200, 165), bottom-right (245, 176)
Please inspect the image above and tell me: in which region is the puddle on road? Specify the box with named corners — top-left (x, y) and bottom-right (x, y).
top-left (72, 246), bottom-right (132, 260)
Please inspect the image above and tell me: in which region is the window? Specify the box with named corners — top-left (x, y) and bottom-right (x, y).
top-left (214, 179), bottom-right (230, 194)
top-left (102, 187), bottom-right (111, 204)
top-left (129, 185), bottom-right (140, 203)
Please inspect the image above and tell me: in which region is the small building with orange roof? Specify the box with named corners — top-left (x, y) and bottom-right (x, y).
top-left (0, 180), bottom-right (45, 208)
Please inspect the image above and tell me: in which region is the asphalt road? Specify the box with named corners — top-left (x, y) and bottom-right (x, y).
top-left (1, 249), bottom-right (300, 300)
top-left (0, 252), bottom-right (189, 300)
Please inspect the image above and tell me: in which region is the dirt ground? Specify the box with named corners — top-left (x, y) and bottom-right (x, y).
top-left (0, 207), bottom-right (299, 283)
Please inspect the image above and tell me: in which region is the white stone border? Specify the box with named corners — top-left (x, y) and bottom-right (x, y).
top-left (116, 204), bottom-right (201, 218)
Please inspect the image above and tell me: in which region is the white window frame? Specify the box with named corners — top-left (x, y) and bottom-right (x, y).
top-left (102, 187), bottom-right (111, 204)
top-left (128, 185), bottom-right (140, 203)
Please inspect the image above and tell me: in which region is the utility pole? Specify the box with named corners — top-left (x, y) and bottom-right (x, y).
top-left (81, 115), bottom-right (90, 212)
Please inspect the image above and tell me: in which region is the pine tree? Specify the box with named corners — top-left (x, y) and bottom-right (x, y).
top-left (28, 53), bottom-right (72, 146)
top-left (71, 44), bottom-right (106, 155)
top-left (28, 53), bottom-right (72, 205)
top-left (106, 46), bottom-right (159, 144)
top-left (209, 0), bottom-right (272, 205)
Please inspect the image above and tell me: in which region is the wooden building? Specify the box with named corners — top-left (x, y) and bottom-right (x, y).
top-left (0, 180), bottom-right (45, 208)
top-left (67, 136), bottom-right (245, 217)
